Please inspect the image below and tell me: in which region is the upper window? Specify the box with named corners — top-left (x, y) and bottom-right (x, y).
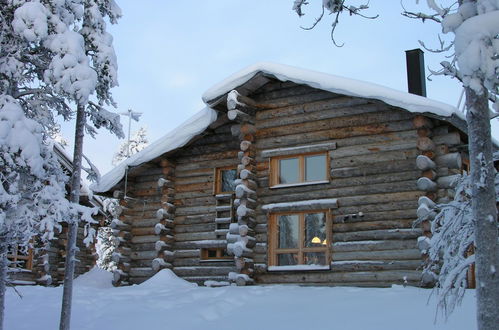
top-left (214, 166), bottom-right (237, 194)
top-left (268, 211), bottom-right (331, 268)
top-left (7, 244), bottom-right (33, 271)
top-left (270, 153), bottom-right (328, 187)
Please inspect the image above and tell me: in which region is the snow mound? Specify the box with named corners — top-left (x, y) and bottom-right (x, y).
top-left (140, 269), bottom-right (197, 290)
top-left (74, 267), bottom-right (113, 289)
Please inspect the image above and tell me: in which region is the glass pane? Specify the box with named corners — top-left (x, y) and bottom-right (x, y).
top-left (277, 253), bottom-right (298, 266)
top-left (279, 158), bottom-right (299, 184)
top-left (278, 214), bottom-right (299, 249)
top-left (304, 213), bottom-right (327, 247)
top-left (221, 169), bottom-right (237, 192)
top-left (304, 252), bottom-right (327, 266)
top-left (305, 154), bottom-right (327, 182)
top-left (207, 249), bottom-right (217, 258)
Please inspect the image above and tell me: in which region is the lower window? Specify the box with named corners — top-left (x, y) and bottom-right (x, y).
top-left (7, 244), bottom-right (33, 270)
top-left (200, 248), bottom-right (231, 261)
top-left (269, 211), bottom-right (331, 267)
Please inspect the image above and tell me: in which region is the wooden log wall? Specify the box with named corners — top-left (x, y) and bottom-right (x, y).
top-left (413, 116), bottom-right (465, 286)
top-left (171, 121), bottom-right (239, 285)
top-left (250, 80), bottom-right (426, 286)
top-left (111, 161), bottom-right (177, 286)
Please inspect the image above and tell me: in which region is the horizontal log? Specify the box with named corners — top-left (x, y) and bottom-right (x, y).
top-left (332, 249), bottom-right (421, 261)
top-left (174, 249), bottom-right (201, 258)
top-left (333, 148), bottom-right (419, 168)
top-left (256, 270), bottom-right (422, 285)
top-left (261, 142), bottom-right (337, 158)
top-left (257, 110), bottom-right (412, 139)
top-left (228, 109), bottom-right (254, 123)
top-left (174, 240), bottom-right (227, 250)
top-left (437, 175), bottom-right (460, 188)
top-left (257, 101), bottom-right (383, 129)
top-left (173, 266), bottom-right (236, 277)
top-left (330, 260), bottom-right (422, 273)
top-left (130, 250), bottom-right (158, 260)
top-left (433, 132), bottom-right (461, 146)
top-left (131, 235), bottom-right (173, 244)
top-left (334, 228), bottom-right (421, 241)
top-left (174, 259), bottom-right (233, 267)
top-left (255, 95), bottom-right (368, 120)
top-left (175, 223), bottom-right (216, 234)
top-left (175, 231), bottom-right (217, 242)
top-left (435, 152), bottom-right (462, 169)
top-left (129, 267), bottom-right (155, 277)
top-left (332, 240), bottom-right (416, 252)
top-left (332, 219), bottom-right (414, 233)
top-left (330, 160), bottom-right (416, 179)
top-left (256, 119), bottom-right (415, 150)
top-left (261, 181), bottom-right (419, 205)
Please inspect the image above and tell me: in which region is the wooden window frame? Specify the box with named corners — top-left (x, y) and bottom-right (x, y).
top-left (214, 166), bottom-right (238, 195)
top-left (269, 152), bottom-right (330, 188)
top-left (7, 244), bottom-right (34, 271)
top-left (268, 210), bottom-right (332, 267)
top-left (200, 248), bottom-right (232, 261)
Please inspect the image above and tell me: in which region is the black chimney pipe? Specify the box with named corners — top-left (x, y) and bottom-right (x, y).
top-left (405, 48), bottom-right (427, 97)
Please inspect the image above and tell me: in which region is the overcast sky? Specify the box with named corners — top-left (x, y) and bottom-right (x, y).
top-left (60, 1), bottom-right (497, 177)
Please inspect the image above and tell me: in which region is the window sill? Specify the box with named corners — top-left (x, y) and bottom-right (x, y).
top-left (268, 265), bottom-right (330, 272)
top-left (270, 180), bottom-right (329, 189)
top-left (200, 259), bottom-right (233, 263)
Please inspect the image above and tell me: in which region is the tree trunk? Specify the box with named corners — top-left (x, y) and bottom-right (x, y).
top-left (59, 104), bottom-right (86, 330)
top-left (465, 87), bottom-right (499, 330)
top-left (0, 244), bottom-right (7, 330)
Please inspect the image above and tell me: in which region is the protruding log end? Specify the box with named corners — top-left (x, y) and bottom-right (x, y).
top-left (417, 177), bottom-right (437, 191)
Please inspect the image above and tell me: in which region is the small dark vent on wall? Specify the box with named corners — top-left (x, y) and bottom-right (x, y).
top-left (405, 48), bottom-right (427, 97)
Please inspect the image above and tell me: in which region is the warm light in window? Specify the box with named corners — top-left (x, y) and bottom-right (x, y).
top-left (311, 236), bottom-right (321, 244)
top-left (322, 239), bottom-right (328, 246)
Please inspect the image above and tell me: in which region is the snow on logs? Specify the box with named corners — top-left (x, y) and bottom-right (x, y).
top-left (226, 90), bottom-right (258, 285)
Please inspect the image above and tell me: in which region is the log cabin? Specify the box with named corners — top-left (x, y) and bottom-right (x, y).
top-left (92, 59), bottom-right (480, 287)
top-left (8, 143), bottom-right (102, 286)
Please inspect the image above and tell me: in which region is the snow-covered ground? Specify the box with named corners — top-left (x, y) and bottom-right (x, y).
top-left (5, 268), bottom-right (476, 330)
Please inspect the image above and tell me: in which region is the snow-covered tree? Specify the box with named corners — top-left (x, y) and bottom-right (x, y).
top-left (293, 2), bottom-right (498, 329)
top-left (420, 159), bottom-right (498, 318)
top-left (1, 1), bottom-right (123, 329)
top-left (0, 97), bottom-right (71, 329)
top-left (112, 126), bottom-right (149, 165)
top-left (96, 198), bottom-right (120, 271)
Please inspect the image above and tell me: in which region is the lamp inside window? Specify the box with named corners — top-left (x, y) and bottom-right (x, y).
top-left (269, 211), bottom-right (331, 267)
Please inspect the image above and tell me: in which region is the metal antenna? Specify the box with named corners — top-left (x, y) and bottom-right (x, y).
top-left (119, 108), bottom-right (143, 198)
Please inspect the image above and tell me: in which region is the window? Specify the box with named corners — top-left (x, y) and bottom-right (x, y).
top-left (268, 211), bottom-right (331, 267)
top-left (200, 248), bottom-right (231, 260)
top-left (7, 244), bottom-right (33, 270)
top-left (270, 152), bottom-right (329, 187)
top-left (214, 166), bottom-right (237, 194)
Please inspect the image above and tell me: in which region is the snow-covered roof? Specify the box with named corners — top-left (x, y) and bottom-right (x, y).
top-left (203, 62), bottom-right (465, 121)
top-left (91, 107), bottom-right (218, 193)
top-left (94, 62), bottom-right (472, 194)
